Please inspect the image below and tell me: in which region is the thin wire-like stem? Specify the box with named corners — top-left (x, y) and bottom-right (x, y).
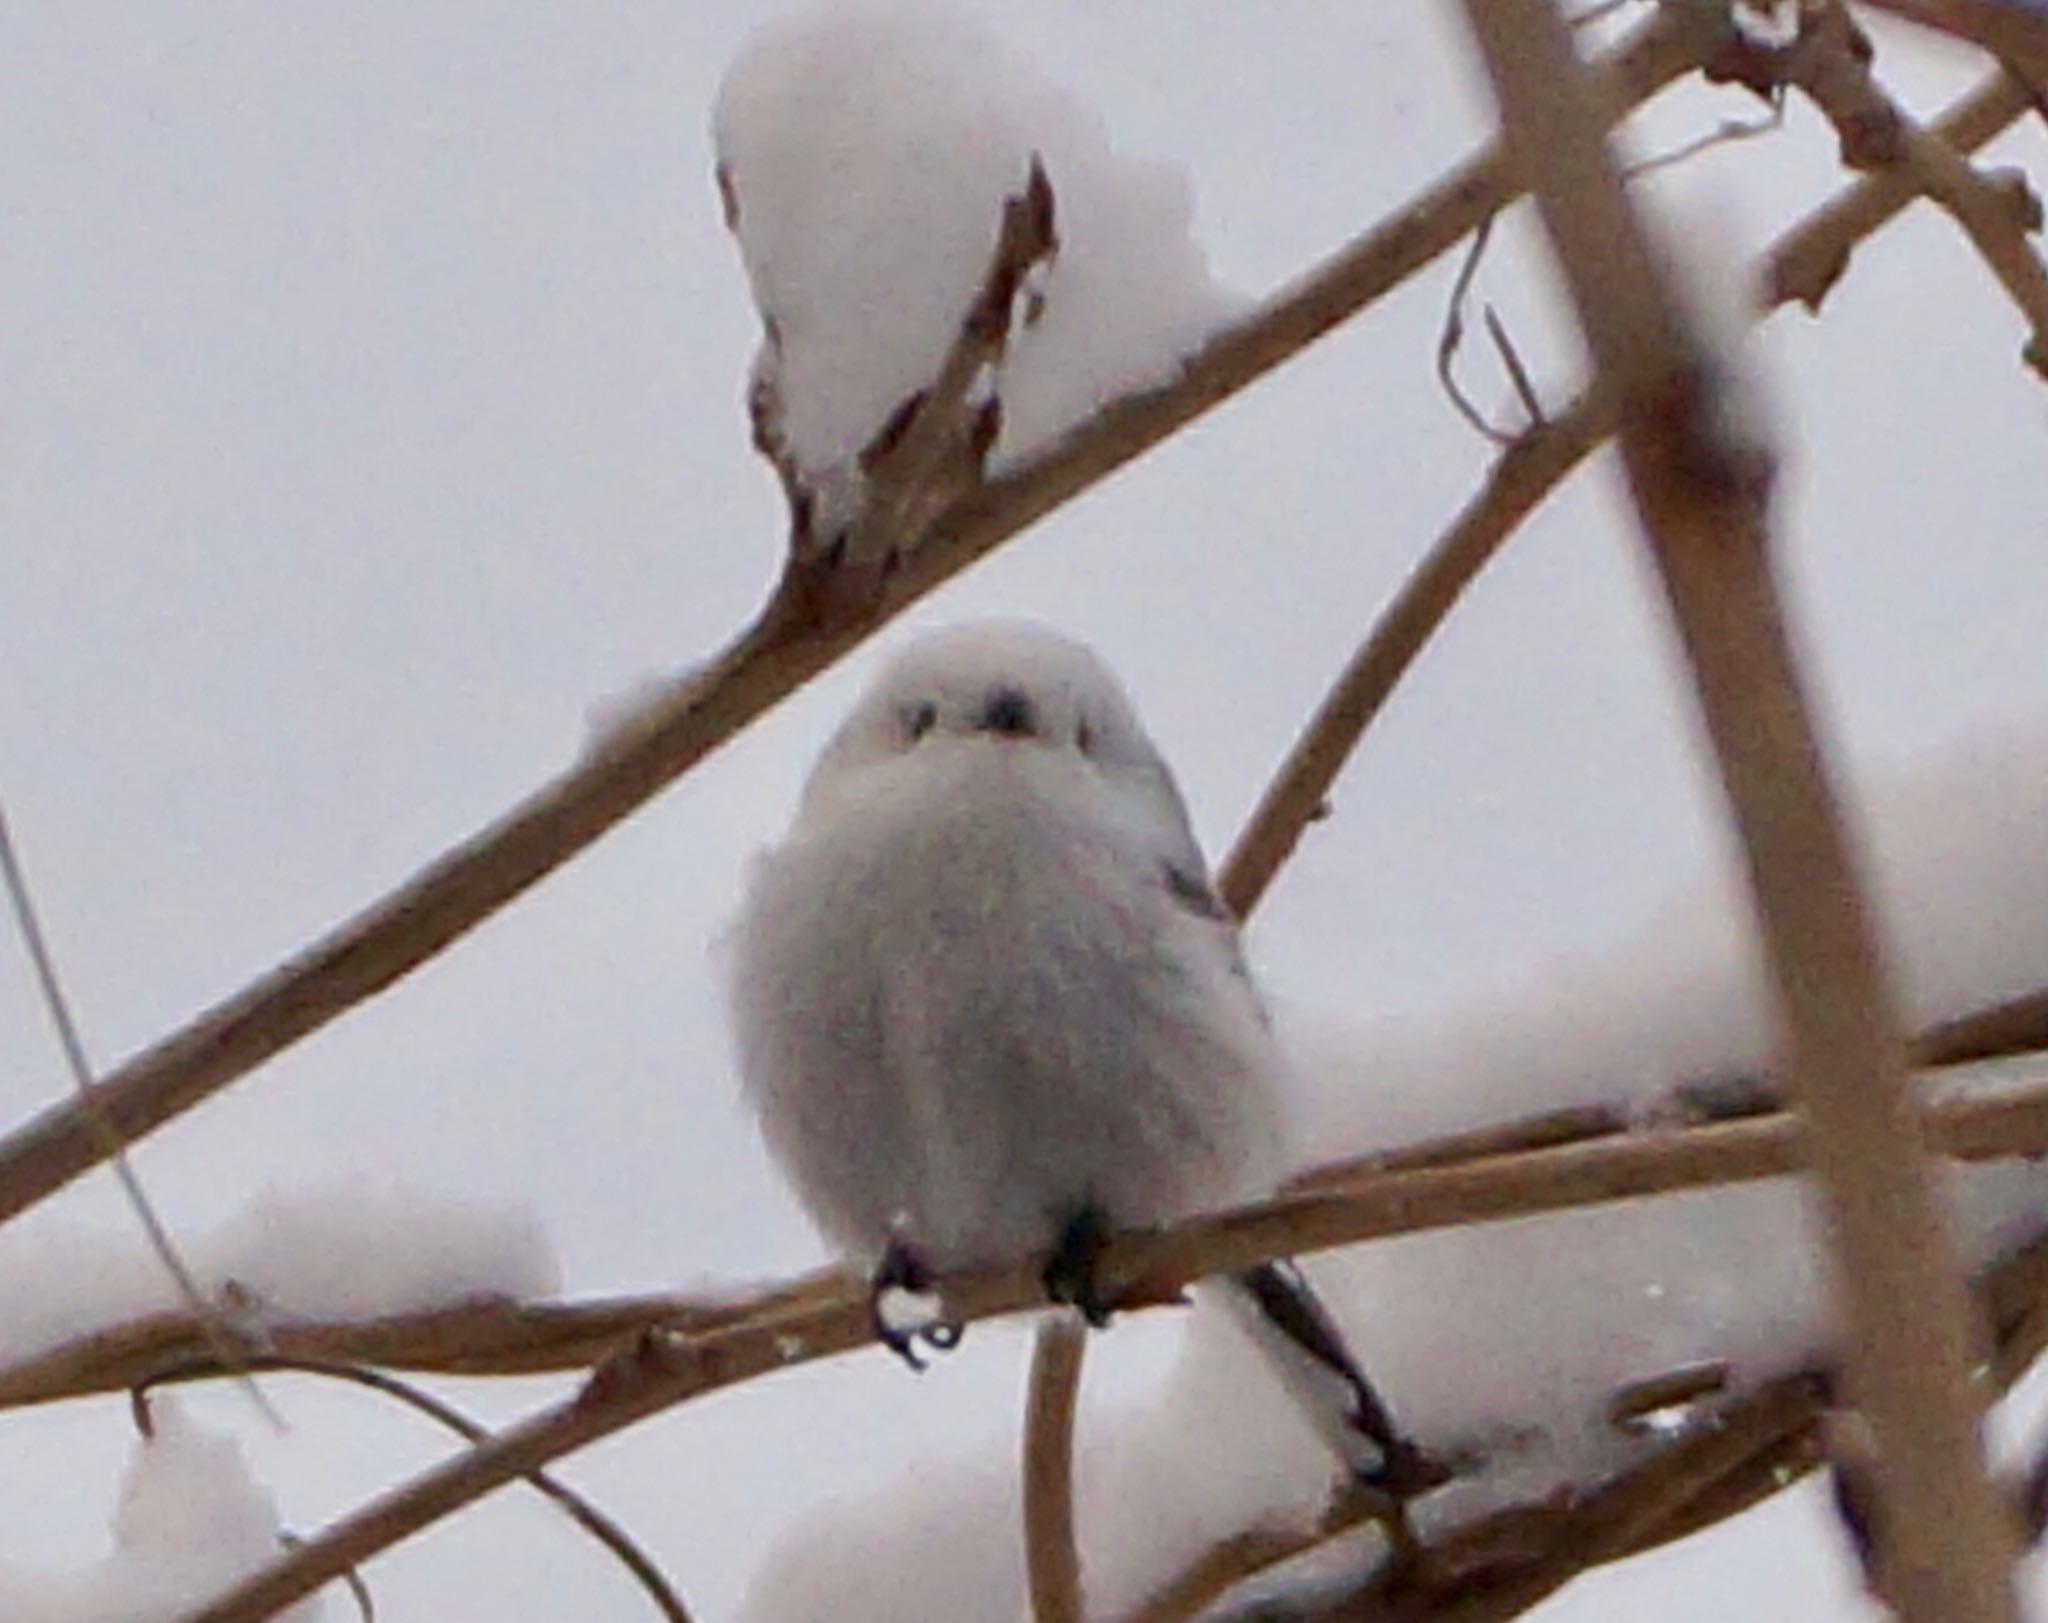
top-left (140, 1357), bottom-right (695, 1623)
top-left (1023, 1316), bottom-right (1088, 1623)
top-left (1455, 2), bottom-right (2023, 1617)
top-left (0, 803), bottom-right (281, 1431)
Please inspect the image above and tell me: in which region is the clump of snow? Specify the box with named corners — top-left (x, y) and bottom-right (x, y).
top-left (0, 1397), bottom-right (323, 1622)
top-left (732, 716), bottom-right (2048, 1620)
top-left (0, 1177), bottom-right (558, 1365)
top-left (714, 0), bottom-right (1236, 532)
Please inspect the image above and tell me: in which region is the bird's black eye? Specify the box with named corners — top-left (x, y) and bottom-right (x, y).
top-left (903, 701), bottom-right (939, 742)
top-left (1075, 715), bottom-right (1096, 755)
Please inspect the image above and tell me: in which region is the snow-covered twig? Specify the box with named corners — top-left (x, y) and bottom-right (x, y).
top-left (1274, 1220), bottom-right (2048, 1621)
top-left (1457, 0), bottom-right (2021, 1616)
top-left (1299, 1367), bottom-right (1836, 1622)
top-left (828, 161), bottom-right (1058, 580)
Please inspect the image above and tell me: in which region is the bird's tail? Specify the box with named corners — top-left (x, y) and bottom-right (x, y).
top-left (1207, 1260), bottom-right (1437, 1495)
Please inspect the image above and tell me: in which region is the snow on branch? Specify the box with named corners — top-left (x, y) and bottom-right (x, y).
top-left (0, 1398), bottom-right (324, 1623)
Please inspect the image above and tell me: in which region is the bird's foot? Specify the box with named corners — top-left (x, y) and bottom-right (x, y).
top-left (869, 1237), bottom-right (961, 1371)
top-left (1043, 1204), bottom-right (1117, 1328)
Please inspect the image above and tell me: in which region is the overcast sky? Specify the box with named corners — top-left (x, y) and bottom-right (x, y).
top-left (2, 2), bottom-right (2045, 1618)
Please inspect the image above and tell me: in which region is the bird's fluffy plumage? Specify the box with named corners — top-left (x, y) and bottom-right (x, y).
top-left (726, 620), bottom-right (1286, 1270)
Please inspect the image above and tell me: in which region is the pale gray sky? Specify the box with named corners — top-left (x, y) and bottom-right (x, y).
top-left (1, 2), bottom-right (2044, 1618)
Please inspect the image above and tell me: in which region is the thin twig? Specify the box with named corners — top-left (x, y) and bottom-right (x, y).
top-left (0, 3), bottom-right (1720, 1238)
top-left (1118, 1501), bottom-right (1379, 1623)
top-left (276, 1534), bottom-right (375, 1623)
top-left (140, 1357), bottom-right (695, 1623)
top-left (1481, 305), bottom-right (1547, 428)
top-left (1456, 1), bottom-right (2022, 1617)
top-left (1023, 1315), bottom-right (1088, 1623)
top-left (1435, 215), bottom-right (1523, 445)
top-left (1624, 97), bottom-right (1786, 178)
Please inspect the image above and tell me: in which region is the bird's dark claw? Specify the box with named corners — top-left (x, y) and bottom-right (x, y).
top-left (870, 1237), bottom-right (962, 1370)
top-left (1043, 1204), bottom-right (1117, 1327)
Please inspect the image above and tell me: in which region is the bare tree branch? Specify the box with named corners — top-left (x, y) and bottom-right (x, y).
top-left (1455, 1), bottom-right (2022, 1617)
top-left (1216, 58), bottom-right (2030, 922)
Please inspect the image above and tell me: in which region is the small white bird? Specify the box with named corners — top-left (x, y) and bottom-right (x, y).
top-left (727, 620), bottom-right (1427, 1487)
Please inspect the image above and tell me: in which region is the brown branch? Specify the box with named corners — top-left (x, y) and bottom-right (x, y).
top-left (0, 4), bottom-right (1717, 1240)
top-left (0, 1272), bottom-right (844, 1411)
top-left (159, 1053), bottom-right (2048, 1623)
top-left (140, 1357), bottom-right (695, 1623)
top-left (1323, 1372), bottom-right (1833, 1623)
top-left (1457, 1), bottom-right (2021, 1617)
top-left (1762, 65), bottom-right (2036, 309)
top-left (1023, 1315), bottom-right (1088, 1623)
top-left (1726, 6), bottom-right (2048, 372)
top-left (1218, 386), bottom-right (1615, 917)
top-left (7, 998), bottom-right (2044, 1415)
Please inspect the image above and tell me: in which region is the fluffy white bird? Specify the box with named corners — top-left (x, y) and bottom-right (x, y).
top-left (726, 620), bottom-right (1426, 1487)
